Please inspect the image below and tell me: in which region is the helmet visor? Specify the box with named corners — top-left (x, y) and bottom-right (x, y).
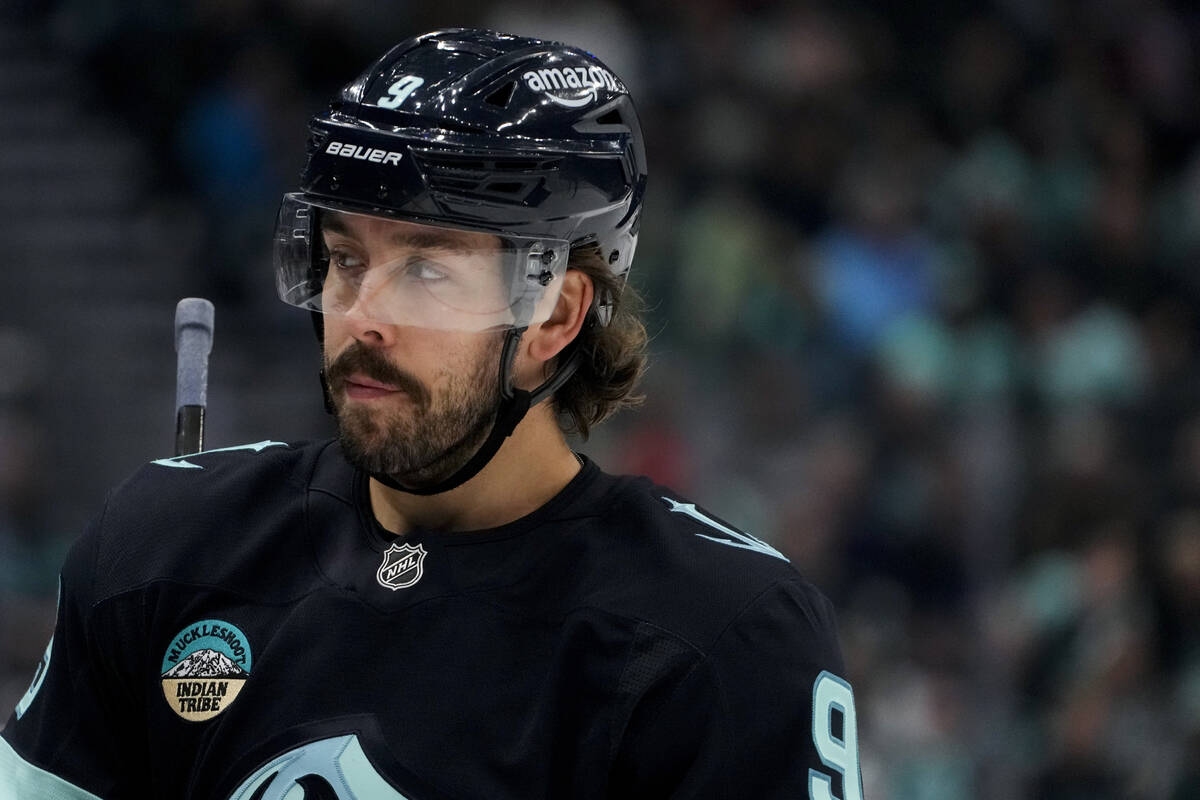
top-left (274, 194), bottom-right (569, 331)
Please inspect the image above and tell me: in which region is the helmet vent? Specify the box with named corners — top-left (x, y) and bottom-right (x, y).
top-left (595, 108), bottom-right (624, 126)
top-left (484, 81), bottom-right (517, 108)
top-left (412, 150), bottom-right (562, 203)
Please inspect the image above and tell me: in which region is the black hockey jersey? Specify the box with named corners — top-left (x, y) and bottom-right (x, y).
top-left (2, 440), bottom-right (861, 799)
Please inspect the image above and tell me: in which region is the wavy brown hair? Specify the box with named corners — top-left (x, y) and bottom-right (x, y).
top-left (551, 245), bottom-right (648, 438)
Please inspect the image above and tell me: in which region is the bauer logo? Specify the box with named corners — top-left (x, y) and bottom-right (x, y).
top-left (161, 619), bottom-right (252, 722)
top-left (522, 63), bottom-right (624, 108)
top-left (325, 141), bottom-right (403, 166)
top-left (377, 542), bottom-right (426, 590)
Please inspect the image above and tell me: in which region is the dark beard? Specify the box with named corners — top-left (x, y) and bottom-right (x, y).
top-left (325, 337), bottom-right (502, 488)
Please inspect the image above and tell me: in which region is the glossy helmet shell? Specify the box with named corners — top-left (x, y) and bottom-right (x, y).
top-left (297, 28), bottom-right (647, 310)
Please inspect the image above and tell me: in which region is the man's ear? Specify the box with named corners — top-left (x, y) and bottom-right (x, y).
top-left (527, 269), bottom-right (593, 363)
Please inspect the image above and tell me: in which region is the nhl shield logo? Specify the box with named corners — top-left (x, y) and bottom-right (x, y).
top-left (377, 542), bottom-right (427, 590)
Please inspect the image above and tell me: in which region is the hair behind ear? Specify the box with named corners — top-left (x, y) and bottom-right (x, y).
top-left (552, 246), bottom-right (647, 438)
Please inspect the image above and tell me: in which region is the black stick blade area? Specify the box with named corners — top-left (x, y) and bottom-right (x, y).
top-left (175, 405), bottom-right (205, 457)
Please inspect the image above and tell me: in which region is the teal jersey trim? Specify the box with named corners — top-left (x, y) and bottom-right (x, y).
top-left (15, 577), bottom-right (57, 720)
top-left (13, 634), bottom-right (51, 720)
top-left (0, 737), bottom-right (103, 800)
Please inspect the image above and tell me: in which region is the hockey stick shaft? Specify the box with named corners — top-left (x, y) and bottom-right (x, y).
top-left (174, 298), bottom-right (215, 456)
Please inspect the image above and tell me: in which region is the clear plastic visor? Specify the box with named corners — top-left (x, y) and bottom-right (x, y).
top-left (274, 194), bottom-right (570, 332)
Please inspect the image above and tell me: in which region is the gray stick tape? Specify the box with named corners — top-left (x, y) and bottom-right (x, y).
top-left (175, 297), bottom-right (214, 410)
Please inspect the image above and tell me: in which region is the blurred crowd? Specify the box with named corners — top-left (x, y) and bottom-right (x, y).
top-left (3, 0), bottom-right (1200, 797)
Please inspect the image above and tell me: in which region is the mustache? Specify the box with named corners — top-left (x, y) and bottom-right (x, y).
top-left (325, 343), bottom-right (431, 409)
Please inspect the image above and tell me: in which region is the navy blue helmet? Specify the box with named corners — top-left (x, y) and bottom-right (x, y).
top-left (277, 28), bottom-right (647, 328)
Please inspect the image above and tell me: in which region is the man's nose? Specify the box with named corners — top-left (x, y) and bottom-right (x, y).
top-left (342, 274), bottom-right (404, 344)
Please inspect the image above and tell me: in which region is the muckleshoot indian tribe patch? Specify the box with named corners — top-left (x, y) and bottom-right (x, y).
top-left (161, 619), bottom-right (252, 722)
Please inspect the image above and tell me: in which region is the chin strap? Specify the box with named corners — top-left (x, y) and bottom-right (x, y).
top-left (367, 326), bottom-right (585, 496)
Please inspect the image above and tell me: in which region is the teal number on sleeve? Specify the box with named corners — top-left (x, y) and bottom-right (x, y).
top-left (809, 671), bottom-right (863, 800)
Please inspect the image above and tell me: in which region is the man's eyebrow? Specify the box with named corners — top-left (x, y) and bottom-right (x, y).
top-left (319, 212), bottom-right (352, 236)
top-left (319, 212), bottom-right (478, 254)
top-left (389, 229), bottom-right (477, 254)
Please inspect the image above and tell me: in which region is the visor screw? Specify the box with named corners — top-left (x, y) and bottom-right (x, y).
top-left (377, 184), bottom-right (389, 200)
top-left (330, 176), bottom-right (341, 191)
top-left (537, 270), bottom-right (554, 286)
top-left (540, 250), bottom-right (556, 265)
top-left (608, 249), bottom-right (620, 264)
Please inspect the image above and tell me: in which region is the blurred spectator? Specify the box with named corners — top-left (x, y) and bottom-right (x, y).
top-left (177, 42), bottom-right (306, 304)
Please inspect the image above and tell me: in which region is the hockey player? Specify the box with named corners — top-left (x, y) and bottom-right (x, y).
top-left (2, 29), bottom-right (861, 799)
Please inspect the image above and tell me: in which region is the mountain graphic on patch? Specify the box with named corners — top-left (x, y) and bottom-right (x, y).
top-left (162, 648), bottom-right (248, 678)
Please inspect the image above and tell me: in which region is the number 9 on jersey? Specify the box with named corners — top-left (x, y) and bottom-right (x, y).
top-left (809, 671), bottom-right (863, 800)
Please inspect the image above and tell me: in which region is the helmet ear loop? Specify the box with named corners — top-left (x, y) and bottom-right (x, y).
top-left (307, 205), bottom-right (337, 416)
top-left (498, 327), bottom-right (525, 403)
top-left (498, 310), bottom-right (589, 410)
top-left (312, 298), bottom-right (336, 417)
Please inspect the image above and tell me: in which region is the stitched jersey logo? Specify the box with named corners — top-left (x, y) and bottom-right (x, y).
top-left (228, 734), bottom-right (411, 799)
top-left (377, 542), bottom-right (427, 590)
top-left (161, 619), bottom-right (252, 722)
top-left (662, 498), bottom-right (789, 562)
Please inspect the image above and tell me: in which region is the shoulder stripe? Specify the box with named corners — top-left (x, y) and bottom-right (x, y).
top-left (0, 737), bottom-right (103, 800)
top-left (151, 440), bottom-right (289, 470)
top-left (662, 497), bottom-right (789, 562)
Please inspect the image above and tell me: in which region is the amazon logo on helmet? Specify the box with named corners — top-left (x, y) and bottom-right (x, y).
top-left (522, 63), bottom-right (625, 107)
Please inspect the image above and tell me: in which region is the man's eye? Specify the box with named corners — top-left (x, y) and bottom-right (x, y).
top-left (408, 258), bottom-right (448, 281)
top-left (329, 249), bottom-right (365, 270)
